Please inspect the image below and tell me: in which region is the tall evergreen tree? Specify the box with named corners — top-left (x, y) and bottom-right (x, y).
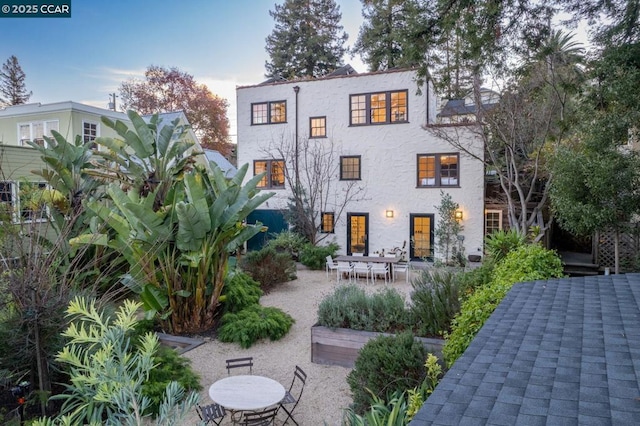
top-left (265, 0), bottom-right (348, 79)
top-left (352, 0), bottom-right (426, 71)
top-left (0, 55), bottom-right (32, 106)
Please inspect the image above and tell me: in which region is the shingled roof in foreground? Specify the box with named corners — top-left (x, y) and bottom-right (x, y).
top-left (411, 273), bottom-right (640, 425)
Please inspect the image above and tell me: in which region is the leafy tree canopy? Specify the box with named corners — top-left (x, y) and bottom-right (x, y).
top-left (265, 0), bottom-right (348, 79)
top-left (119, 65), bottom-right (232, 156)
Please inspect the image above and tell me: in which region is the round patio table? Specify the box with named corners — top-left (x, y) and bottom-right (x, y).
top-left (208, 375), bottom-right (285, 412)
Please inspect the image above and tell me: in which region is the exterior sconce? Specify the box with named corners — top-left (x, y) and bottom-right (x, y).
top-left (455, 210), bottom-right (463, 221)
top-left (386, 210), bottom-right (394, 218)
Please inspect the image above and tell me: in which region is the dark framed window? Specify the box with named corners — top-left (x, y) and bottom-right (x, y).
top-left (321, 212), bottom-right (335, 233)
top-left (254, 159), bottom-right (285, 189)
top-left (310, 116), bottom-right (326, 138)
top-left (417, 153), bottom-right (459, 187)
top-left (252, 101), bottom-right (286, 125)
top-left (350, 90), bottom-right (408, 125)
top-left (340, 156), bottom-right (361, 180)
top-left (83, 121), bottom-right (98, 149)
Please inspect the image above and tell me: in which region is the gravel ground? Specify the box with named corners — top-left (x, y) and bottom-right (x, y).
top-left (181, 265), bottom-right (416, 426)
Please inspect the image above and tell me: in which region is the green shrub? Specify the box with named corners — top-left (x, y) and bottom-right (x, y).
top-left (443, 244), bottom-right (564, 367)
top-left (316, 285), bottom-right (407, 333)
top-left (265, 231), bottom-right (308, 260)
top-left (299, 242), bottom-right (339, 270)
top-left (409, 268), bottom-right (461, 337)
top-left (142, 346), bottom-right (202, 416)
top-left (457, 260), bottom-right (496, 301)
top-left (347, 332), bottom-right (427, 414)
top-left (239, 247), bottom-right (296, 292)
top-left (217, 305), bottom-right (294, 348)
top-left (222, 271), bottom-right (263, 314)
top-left (484, 229), bottom-right (526, 262)
top-left (492, 243), bottom-right (564, 286)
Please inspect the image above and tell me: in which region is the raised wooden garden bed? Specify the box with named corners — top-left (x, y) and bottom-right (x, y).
top-left (156, 332), bottom-right (205, 354)
top-left (311, 325), bottom-right (444, 368)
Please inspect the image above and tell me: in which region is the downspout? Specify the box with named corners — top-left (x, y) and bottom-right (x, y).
top-left (426, 78), bottom-right (430, 124)
top-left (293, 85), bottom-right (300, 188)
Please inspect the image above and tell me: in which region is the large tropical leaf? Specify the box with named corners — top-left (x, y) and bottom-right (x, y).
top-left (176, 203), bottom-right (210, 252)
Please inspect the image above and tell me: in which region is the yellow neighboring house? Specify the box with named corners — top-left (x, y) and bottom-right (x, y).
top-left (0, 101), bottom-right (228, 225)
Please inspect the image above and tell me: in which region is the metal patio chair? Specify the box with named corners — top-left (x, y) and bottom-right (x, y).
top-left (369, 262), bottom-right (390, 284)
top-left (226, 356), bottom-right (254, 375)
top-left (394, 260), bottom-right (411, 283)
top-left (336, 261), bottom-right (353, 282)
top-left (326, 255), bottom-right (339, 280)
top-left (240, 406), bottom-right (279, 425)
top-left (352, 261), bottom-right (372, 283)
top-left (278, 365), bottom-right (307, 425)
top-left (196, 402), bottom-right (226, 425)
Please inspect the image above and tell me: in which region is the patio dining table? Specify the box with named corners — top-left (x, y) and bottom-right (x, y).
top-left (335, 255), bottom-right (401, 280)
top-left (208, 375), bottom-right (285, 423)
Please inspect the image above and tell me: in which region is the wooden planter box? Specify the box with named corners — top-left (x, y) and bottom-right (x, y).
top-left (311, 325), bottom-right (444, 368)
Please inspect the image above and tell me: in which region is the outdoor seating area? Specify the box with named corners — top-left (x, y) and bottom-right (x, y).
top-left (329, 254), bottom-right (411, 284)
top-left (203, 356), bottom-right (306, 425)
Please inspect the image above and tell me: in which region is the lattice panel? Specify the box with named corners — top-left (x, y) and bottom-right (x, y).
top-left (596, 224), bottom-right (640, 272)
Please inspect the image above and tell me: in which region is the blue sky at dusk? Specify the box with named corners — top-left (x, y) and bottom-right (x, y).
top-left (0, 0), bottom-right (367, 141)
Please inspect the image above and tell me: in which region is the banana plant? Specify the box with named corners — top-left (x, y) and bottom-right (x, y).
top-left (86, 110), bottom-right (200, 210)
top-left (72, 163), bottom-right (273, 333)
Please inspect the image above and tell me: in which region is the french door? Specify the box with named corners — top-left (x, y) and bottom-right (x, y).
top-left (347, 213), bottom-right (369, 255)
top-left (410, 214), bottom-right (434, 260)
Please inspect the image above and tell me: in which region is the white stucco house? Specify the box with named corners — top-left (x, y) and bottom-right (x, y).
top-left (236, 67), bottom-right (486, 261)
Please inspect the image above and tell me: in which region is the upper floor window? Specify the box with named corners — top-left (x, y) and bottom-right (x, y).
top-left (485, 210), bottom-right (502, 235)
top-left (252, 101), bottom-right (286, 125)
top-left (310, 116), bottom-right (326, 138)
top-left (321, 212), bottom-right (335, 233)
top-left (340, 156), bottom-right (361, 180)
top-left (350, 90), bottom-right (408, 125)
top-left (18, 120), bottom-right (59, 147)
top-left (417, 153), bottom-right (459, 187)
top-left (83, 121), bottom-right (99, 149)
top-left (254, 159), bottom-right (285, 189)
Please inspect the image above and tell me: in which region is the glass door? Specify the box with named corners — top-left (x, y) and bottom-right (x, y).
top-left (410, 214), bottom-right (434, 260)
top-left (347, 213), bottom-right (369, 255)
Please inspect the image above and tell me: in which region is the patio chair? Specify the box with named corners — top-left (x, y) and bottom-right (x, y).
top-left (369, 262), bottom-right (390, 284)
top-left (196, 403), bottom-right (226, 425)
top-left (241, 406), bottom-right (279, 425)
top-left (394, 261), bottom-right (411, 283)
top-left (325, 255), bottom-right (339, 280)
top-left (352, 261), bottom-right (372, 283)
top-left (278, 365), bottom-right (307, 425)
top-left (336, 261), bottom-right (353, 282)
top-left (226, 357), bottom-right (254, 375)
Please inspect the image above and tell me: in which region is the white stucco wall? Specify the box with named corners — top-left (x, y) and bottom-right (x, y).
top-left (237, 69), bottom-right (485, 261)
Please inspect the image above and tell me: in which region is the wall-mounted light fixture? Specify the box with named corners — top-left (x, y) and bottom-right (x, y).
top-left (385, 210), bottom-right (394, 218)
top-left (454, 210), bottom-right (463, 221)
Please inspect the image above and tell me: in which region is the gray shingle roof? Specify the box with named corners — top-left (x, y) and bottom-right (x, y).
top-left (410, 273), bottom-right (640, 425)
